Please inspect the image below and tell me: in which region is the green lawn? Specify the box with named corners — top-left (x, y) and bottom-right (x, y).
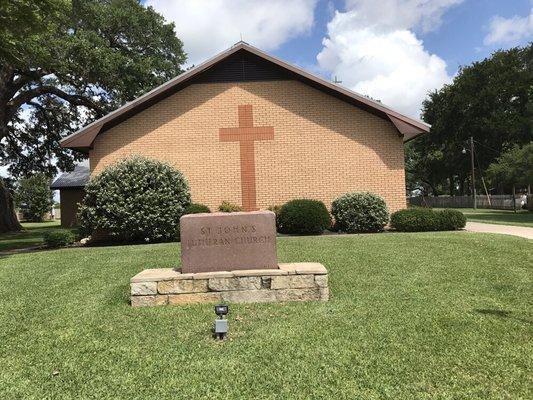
top-left (0, 233), bottom-right (531, 399)
top-left (436, 208), bottom-right (533, 228)
top-left (0, 220), bottom-right (66, 252)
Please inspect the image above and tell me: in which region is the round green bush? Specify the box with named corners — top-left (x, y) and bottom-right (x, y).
top-left (437, 209), bottom-right (467, 230)
top-left (184, 203), bottom-right (211, 214)
top-left (390, 208), bottom-right (466, 232)
top-left (218, 201), bottom-right (243, 212)
top-left (43, 229), bottom-right (75, 248)
top-left (78, 156), bottom-right (191, 243)
top-left (390, 208), bottom-right (439, 232)
top-left (331, 192), bottom-right (389, 233)
top-left (277, 199), bottom-right (331, 235)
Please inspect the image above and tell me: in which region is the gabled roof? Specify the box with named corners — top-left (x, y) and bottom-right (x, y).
top-left (60, 42), bottom-right (430, 152)
top-left (50, 162), bottom-right (90, 189)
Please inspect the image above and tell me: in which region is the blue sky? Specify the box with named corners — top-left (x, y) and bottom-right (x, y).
top-left (147, 0), bottom-right (532, 117)
top-left (275, 0), bottom-right (532, 76)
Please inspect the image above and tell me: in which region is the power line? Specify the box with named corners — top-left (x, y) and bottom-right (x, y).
top-left (473, 139), bottom-right (500, 154)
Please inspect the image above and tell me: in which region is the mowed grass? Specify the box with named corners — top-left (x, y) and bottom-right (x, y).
top-left (0, 220), bottom-right (66, 252)
top-left (0, 233), bottom-right (531, 399)
top-left (436, 208), bottom-right (533, 227)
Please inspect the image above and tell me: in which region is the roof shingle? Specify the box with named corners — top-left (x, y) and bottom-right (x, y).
top-left (50, 163), bottom-right (90, 189)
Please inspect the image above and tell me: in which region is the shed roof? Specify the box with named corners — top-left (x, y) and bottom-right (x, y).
top-left (60, 42), bottom-right (430, 153)
top-left (50, 163), bottom-right (90, 189)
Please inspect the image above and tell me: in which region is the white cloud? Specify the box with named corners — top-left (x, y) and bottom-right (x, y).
top-left (317, 0), bottom-right (462, 118)
top-left (484, 8), bottom-right (533, 46)
top-left (146, 0), bottom-right (318, 65)
top-left (344, 0), bottom-right (463, 33)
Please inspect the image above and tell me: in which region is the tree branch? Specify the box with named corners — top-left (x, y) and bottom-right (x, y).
top-left (9, 69), bottom-right (48, 96)
top-left (7, 85), bottom-right (102, 119)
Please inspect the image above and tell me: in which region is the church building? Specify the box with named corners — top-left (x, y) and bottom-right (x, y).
top-left (54, 42), bottom-right (429, 227)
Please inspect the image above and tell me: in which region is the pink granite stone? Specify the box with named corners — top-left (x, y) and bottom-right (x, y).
top-left (180, 211), bottom-right (277, 273)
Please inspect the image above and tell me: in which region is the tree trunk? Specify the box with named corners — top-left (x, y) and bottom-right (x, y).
top-left (0, 179), bottom-right (22, 233)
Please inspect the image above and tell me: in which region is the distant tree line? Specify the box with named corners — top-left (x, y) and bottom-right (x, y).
top-left (407, 44), bottom-right (532, 196)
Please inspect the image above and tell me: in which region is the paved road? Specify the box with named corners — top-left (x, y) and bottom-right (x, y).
top-left (465, 222), bottom-right (533, 240)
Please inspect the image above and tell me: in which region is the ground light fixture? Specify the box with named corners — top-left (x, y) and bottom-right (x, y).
top-left (214, 304), bottom-right (229, 340)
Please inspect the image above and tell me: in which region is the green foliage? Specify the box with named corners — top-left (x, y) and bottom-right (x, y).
top-left (267, 205), bottom-right (282, 215)
top-left (390, 208), bottom-right (439, 232)
top-left (331, 192), bottom-right (389, 233)
top-left (390, 208), bottom-right (466, 231)
top-left (43, 228), bottom-right (74, 248)
top-left (78, 156), bottom-right (190, 243)
top-left (15, 174), bottom-right (53, 222)
top-left (486, 142), bottom-right (533, 188)
top-left (218, 201), bottom-right (243, 213)
top-left (409, 45), bottom-right (533, 196)
top-left (267, 205), bottom-right (282, 228)
top-left (184, 203), bottom-right (211, 214)
top-left (0, 0), bottom-right (67, 65)
top-left (277, 199), bottom-right (331, 235)
top-left (437, 209), bottom-right (467, 231)
top-left (0, 0), bottom-right (186, 178)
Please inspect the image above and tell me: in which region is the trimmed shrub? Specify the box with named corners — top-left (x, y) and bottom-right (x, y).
top-left (267, 204), bottom-right (282, 216)
top-left (390, 208), bottom-right (439, 232)
top-left (390, 208), bottom-right (466, 231)
top-left (331, 192), bottom-right (389, 233)
top-left (218, 201), bottom-right (243, 212)
top-left (277, 199), bottom-right (331, 235)
top-left (78, 156), bottom-right (191, 243)
top-left (43, 229), bottom-right (75, 248)
top-left (437, 209), bottom-right (467, 230)
top-left (185, 203), bottom-right (211, 214)
top-left (267, 205), bottom-right (282, 228)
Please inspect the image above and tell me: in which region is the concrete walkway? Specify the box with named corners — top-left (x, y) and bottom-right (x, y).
top-left (465, 222), bottom-right (533, 240)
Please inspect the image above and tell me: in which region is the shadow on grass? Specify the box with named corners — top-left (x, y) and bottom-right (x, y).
top-left (106, 283), bottom-right (131, 307)
top-left (474, 309), bottom-right (531, 325)
top-left (0, 221), bottom-right (67, 252)
top-left (463, 210), bottom-right (533, 227)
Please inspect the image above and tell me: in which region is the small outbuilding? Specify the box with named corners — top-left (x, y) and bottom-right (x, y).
top-left (50, 163), bottom-right (89, 227)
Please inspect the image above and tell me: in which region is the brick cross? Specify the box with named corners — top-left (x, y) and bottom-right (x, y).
top-left (219, 105), bottom-right (274, 211)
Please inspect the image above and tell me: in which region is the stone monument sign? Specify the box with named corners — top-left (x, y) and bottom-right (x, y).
top-left (129, 210), bottom-right (329, 307)
top-left (180, 211), bottom-right (277, 273)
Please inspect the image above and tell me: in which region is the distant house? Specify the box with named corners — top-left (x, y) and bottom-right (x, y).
top-left (50, 162), bottom-right (89, 227)
top-left (53, 42), bottom-right (429, 224)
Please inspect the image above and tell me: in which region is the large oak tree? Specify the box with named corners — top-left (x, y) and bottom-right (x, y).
top-left (0, 0), bottom-right (186, 232)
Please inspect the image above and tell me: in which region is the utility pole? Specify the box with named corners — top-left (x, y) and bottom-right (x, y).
top-left (470, 136), bottom-right (476, 209)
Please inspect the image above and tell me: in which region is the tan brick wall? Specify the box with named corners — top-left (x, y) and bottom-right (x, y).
top-left (90, 80), bottom-right (406, 213)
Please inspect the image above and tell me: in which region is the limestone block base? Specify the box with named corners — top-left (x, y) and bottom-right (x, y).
top-left (130, 263), bottom-right (329, 307)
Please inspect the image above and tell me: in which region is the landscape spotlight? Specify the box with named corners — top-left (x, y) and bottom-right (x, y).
top-left (215, 304), bottom-right (228, 317)
top-left (214, 304), bottom-right (229, 340)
